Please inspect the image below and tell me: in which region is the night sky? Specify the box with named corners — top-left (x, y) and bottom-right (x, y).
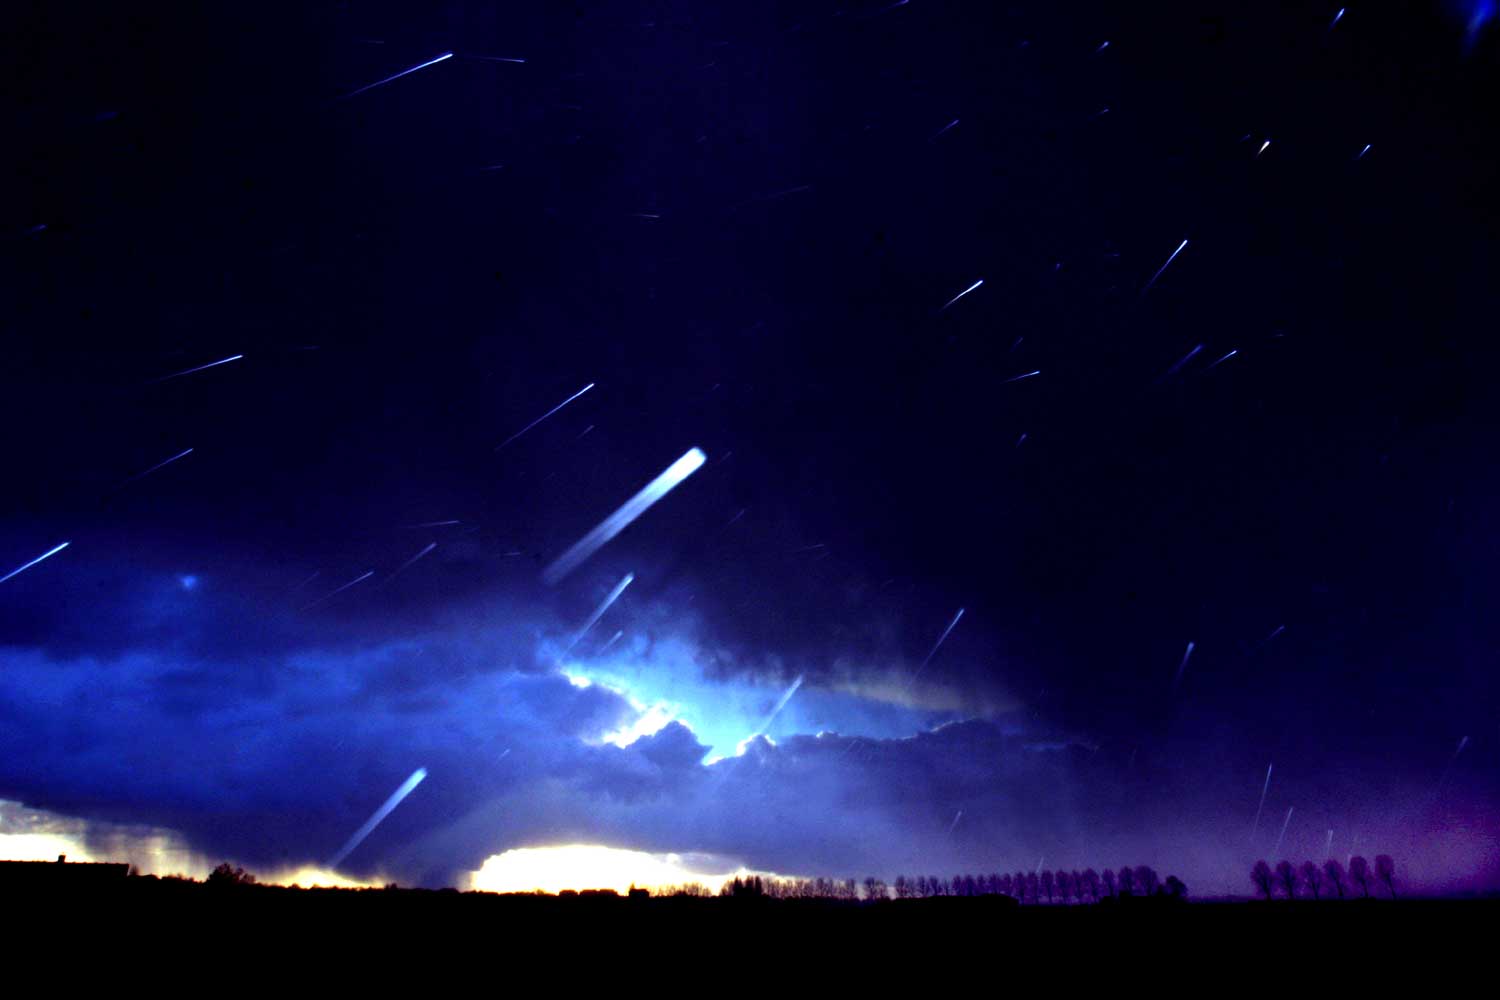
top-left (2, 1), bottom-right (1497, 894)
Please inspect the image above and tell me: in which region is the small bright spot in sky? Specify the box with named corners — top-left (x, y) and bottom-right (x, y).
top-left (178, 575), bottom-right (199, 591)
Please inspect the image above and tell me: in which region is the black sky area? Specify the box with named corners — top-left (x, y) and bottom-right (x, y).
top-left (1, 1), bottom-right (1497, 886)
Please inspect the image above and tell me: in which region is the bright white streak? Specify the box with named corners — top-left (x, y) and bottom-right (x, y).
top-left (1357, 144), bottom-right (1372, 159)
top-left (1206, 349), bottom-right (1239, 370)
top-left (1004, 370), bottom-right (1041, 383)
top-left (384, 542), bottom-right (436, 585)
top-left (947, 810), bottom-right (964, 835)
top-left (543, 447), bottom-right (706, 584)
top-left (1142, 239), bottom-right (1189, 295)
top-left (1251, 763), bottom-right (1273, 842)
top-left (598, 629), bottom-right (625, 654)
top-left (1330, 8), bottom-right (1345, 29)
top-left (1273, 806), bottom-right (1294, 857)
top-left (343, 52), bottom-right (454, 99)
top-left (151, 355), bottom-right (243, 383)
top-left (496, 383), bottom-right (595, 450)
top-left (1256, 139), bottom-right (1271, 158)
top-left (302, 570), bottom-right (374, 611)
top-left (0, 541), bottom-right (70, 585)
top-left (1172, 641), bottom-right (1195, 689)
top-left (563, 573), bottom-right (634, 654)
top-left (752, 674), bottom-right (804, 738)
top-left (328, 768), bottom-right (428, 868)
top-left (907, 608), bottom-right (965, 691)
top-left (941, 279), bottom-right (984, 310)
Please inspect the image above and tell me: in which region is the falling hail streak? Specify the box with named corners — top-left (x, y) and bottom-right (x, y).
top-left (1273, 806), bottom-right (1295, 857)
top-left (543, 448), bottom-right (706, 585)
top-left (563, 573), bottom-right (634, 655)
top-left (941, 279), bottom-right (984, 311)
top-left (752, 675), bottom-right (805, 739)
top-left (1172, 641), bottom-right (1195, 690)
top-left (0, 541), bottom-right (70, 585)
top-left (947, 810), bottom-right (964, 835)
top-left (150, 354), bottom-right (243, 384)
top-left (598, 629), bottom-right (625, 655)
top-left (328, 768), bottom-right (428, 869)
top-left (1251, 763), bottom-right (1274, 842)
top-left (1141, 239), bottom-right (1189, 295)
top-left (382, 542), bottom-right (436, 587)
top-left (1206, 349), bottom-right (1239, 370)
top-left (118, 448), bottom-right (194, 488)
top-left (302, 570), bottom-right (374, 611)
top-left (496, 383), bottom-right (595, 451)
top-left (1003, 370), bottom-right (1041, 383)
top-left (929, 118), bottom-right (960, 142)
top-left (907, 608), bottom-right (965, 691)
top-left (342, 52), bottom-right (454, 99)
top-left (1162, 344), bottom-right (1203, 379)
top-left (1326, 829), bottom-right (1335, 859)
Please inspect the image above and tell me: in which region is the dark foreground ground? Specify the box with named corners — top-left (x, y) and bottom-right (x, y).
top-left (6, 881), bottom-right (1495, 983)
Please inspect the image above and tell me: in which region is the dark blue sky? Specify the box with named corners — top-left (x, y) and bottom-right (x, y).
top-left (1, 1), bottom-right (1497, 893)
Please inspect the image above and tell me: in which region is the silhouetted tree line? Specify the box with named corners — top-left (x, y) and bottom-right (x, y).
top-left (1250, 856), bottom-right (1397, 900)
top-left (700, 867), bottom-right (1187, 903)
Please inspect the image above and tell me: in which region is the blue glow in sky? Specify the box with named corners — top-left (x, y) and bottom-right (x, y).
top-left (560, 634), bottom-right (953, 761)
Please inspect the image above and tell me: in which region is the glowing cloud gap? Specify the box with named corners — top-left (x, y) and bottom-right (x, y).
top-left (328, 768), bottom-right (428, 869)
top-left (496, 383), bottom-right (595, 451)
top-left (543, 448), bottom-right (706, 585)
top-left (0, 541), bottom-right (70, 585)
top-left (563, 573), bottom-right (634, 655)
top-left (342, 52), bottom-right (454, 99)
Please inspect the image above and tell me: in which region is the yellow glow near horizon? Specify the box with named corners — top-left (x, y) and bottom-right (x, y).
top-left (261, 867), bottom-right (383, 890)
top-left (0, 831), bottom-right (98, 863)
top-left (469, 844), bottom-right (752, 895)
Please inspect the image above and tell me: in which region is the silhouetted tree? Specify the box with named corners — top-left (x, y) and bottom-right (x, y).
top-left (1014, 871), bottom-right (1028, 902)
top-left (1101, 868), bottom-right (1117, 898)
top-left (1056, 870), bottom-right (1074, 903)
top-left (1250, 860), bottom-right (1276, 900)
top-left (1323, 859), bottom-right (1346, 899)
top-left (1070, 871), bottom-right (1084, 902)
top-left (1025, 872), bottom-right (1040, 904)
top-left (1135, 866), bottom-right (1160, 897)
top-left (1275, 861), bottom-right (1298, 899)
top-left (1040, 870), bottom-right (1055, 903)
top-left (1082, 868), bottom-right (1101, 902)
top-left (893, 875), bottom-right (910, 899)
top-left (207, 862), bottom-right (256, 888)
top-left (1163, 875), bottom-right (1187, 899)
top-left (1300, 862), bottom-right (1323, 899)
top-left (1348, 856), bottom-right (1372, 898)
top-left (1375, 855), bottom-right (1397, 899)
top-left (1117, 867), bottom-right (1136, 897)
top-left (998, 874), bottom-right (1013, 897)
